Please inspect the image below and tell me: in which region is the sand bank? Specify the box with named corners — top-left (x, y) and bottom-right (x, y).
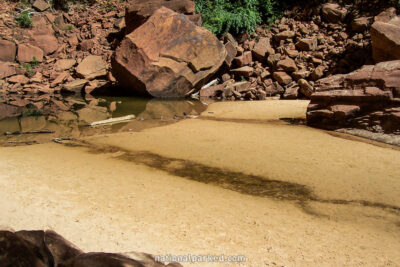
top-left (1, 100), bottom-right (399, 266)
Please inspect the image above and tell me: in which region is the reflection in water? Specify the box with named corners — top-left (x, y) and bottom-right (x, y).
top-left (0, 97), bottom-right (208, 146)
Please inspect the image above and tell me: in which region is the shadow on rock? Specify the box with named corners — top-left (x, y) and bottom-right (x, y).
top-left (0, 230), bottom-right (181, 267)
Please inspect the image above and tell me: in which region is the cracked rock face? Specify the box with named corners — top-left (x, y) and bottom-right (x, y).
top-left (111, 7), bottom-right (227, 98)
top-left (371, 14), bottom-right (400, 63)
top-left (125, 0), bottom-right (195, 33)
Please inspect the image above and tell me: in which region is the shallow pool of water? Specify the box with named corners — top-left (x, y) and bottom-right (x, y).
top-left (0, 96), bottom-right (208, 146)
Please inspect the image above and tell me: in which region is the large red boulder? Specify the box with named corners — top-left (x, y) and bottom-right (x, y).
top-left (112, 7), bottom-right (226, 98)
top-left (307, 60), bottom-right (400, 133)
top-left (371, 14), bottom-right (400, 63)
top-left (125, 0), bottom-right (195, 33)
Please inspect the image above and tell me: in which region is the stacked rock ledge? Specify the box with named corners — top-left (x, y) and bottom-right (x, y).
top-left (307, 60), bottom-right (400, 134)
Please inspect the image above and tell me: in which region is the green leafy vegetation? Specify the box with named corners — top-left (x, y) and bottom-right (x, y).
top-left (15, 10), bottom-right (33, 28)
top-left (100, 0), bottom-right (115, 11)
top-left (12, 0), bottom-right (32, 9)
top-left (21, 58), bottom-right (40, 76)
top-left (22, 108), bottom-right (42, 117)
top-left (195, 0), bottom-right (286, 36)
top-left (196, 0), bottom-right (400, 36)
top-left (21, 64), bottom-right (35, 76)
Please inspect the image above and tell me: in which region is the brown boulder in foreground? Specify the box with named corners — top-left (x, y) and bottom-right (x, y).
top-left (112, 7), bottom-right (226, 98)
top-left (0, 230), bottom-right (182, 267)
top-left (307, 60), bottom-right (400, 133)
top-left (125, 0), bottom-right (195, 33)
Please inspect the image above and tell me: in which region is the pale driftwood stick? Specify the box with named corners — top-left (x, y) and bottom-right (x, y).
top-left (89, 114), bottom-right (136, 127)
top-left (201, 78), bottom-right (219, 90)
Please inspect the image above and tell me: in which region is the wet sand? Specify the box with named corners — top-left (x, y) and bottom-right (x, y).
top-left (0, 100), bottom-right (399, 266)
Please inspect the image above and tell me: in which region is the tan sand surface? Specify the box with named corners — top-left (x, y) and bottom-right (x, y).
top-left (201, 99), bottom-right (309, 121)
top-left (0, 100), bottom-right (399, 266)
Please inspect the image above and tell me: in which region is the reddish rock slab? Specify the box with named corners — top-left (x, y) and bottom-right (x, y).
top-left (274, 30), bottom-right (295, 41)
top-left (0, 40), bottom-right (16, 62)
top-left (0, 62), bottom-right (17, 79)
top-left (330, 105), bottom-right (360, 118)
top-left (31, 34), bottom-right (58, 55)
top-left (277, 58), bottom-right (298, 72)
top-left (251, 37), bottom-right (272, 61)
top-left (234, 51), bottom-right (252, 67)
top-left (352, 17), bottom-right (372, 32)
top-left (50, 72), bottom-right (69, 88)
top-left (230, 66), bottom-right (254, 78)
top-left (199, 84), bottom-right (225, 97)
top-left (231, 81), bottom-right (252, 93)
top-left (112, 7), bottom-right (226, 98)
top-left (54, 59), bottom-right (76, 72)
top-left (374, 7), bottom-right (397, 23)
top-left (283, 84), bottom-right (299, 99)
top-left (273, 71), bottom-right (292, 85)
top-left (224, 41), bottom-right (237, 67)
top-left (76, 56), bottom-right (107, 80)
top-left (30, 72), bottom-right (43, 83)
top-left (8, 75), bottom-right (29, 84)
top-left (298, 78), bottom-right (314, 98)
top-left (33, 0), bottom-right (50, 11)
top-left (17, 44), bottom-right (44, 63)
top-left (62, 79), bottom-right (88, 93)
top-left (321, 3), bottom-right (347, 23)
top-left (31, 15), bottom-right (54, 35)
top-left (78, 39), bottom-right (95, 51)
top-left (9, 98), bottom-right (31, 107)
top-left (125, 0), bottom-right (195, 33)
top-left (296, 37), bottom-right (317, 51)
top-left (311, 65), bottom-right (325, 81)
top-left (371, 15), bottom-right (400, 63)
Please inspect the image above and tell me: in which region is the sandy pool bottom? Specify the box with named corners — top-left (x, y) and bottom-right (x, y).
top-left (0, 100), bottom-right (399, 266)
